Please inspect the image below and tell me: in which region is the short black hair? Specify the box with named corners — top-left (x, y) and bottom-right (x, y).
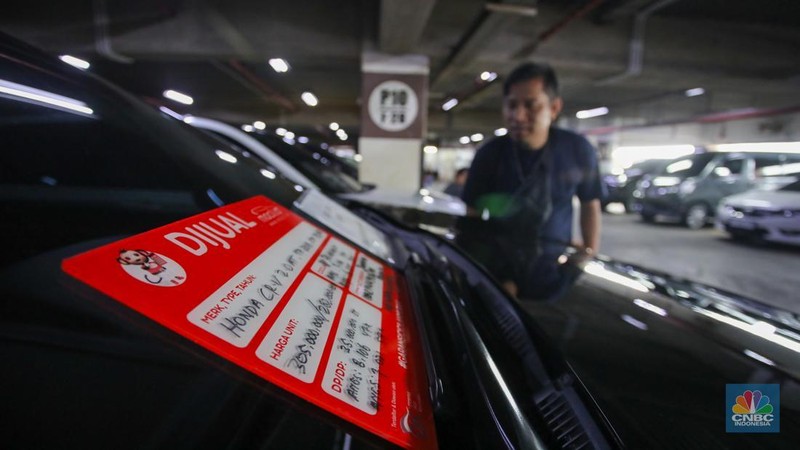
top-left (503, 62), bottom-right (559, 99)
top-left (455, 167), bottom-right (469, 177)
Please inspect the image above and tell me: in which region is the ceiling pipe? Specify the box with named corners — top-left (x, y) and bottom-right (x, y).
top-left (225, 59), bottom-right (297, 112)
top-left (513, 0), bottom-right (606, 59)
top-left (93, 0), bottom-right (134, 64)
top-left (595, 0), bottom-right (679, 86)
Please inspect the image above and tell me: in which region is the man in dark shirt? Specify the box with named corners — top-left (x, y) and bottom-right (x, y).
top-left (443, 167), bottom-right (469, 198)
top-left (460, 62), bottom-right (604, 298)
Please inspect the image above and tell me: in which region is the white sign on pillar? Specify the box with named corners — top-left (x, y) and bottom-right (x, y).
top-left (367, 80), bottom-right (419, 133)
top-left (359, 52), bottom-right (428, 191)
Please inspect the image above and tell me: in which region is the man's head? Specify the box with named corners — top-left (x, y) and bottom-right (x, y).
top-left (502, 62), bottom-right (563, 149)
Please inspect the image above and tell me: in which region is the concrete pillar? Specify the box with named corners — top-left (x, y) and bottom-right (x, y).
top-left (359, 52), bottom-right (428, 190)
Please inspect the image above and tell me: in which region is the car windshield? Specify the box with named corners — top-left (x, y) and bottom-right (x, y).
top-left (251, 132), bottom-right (366, 195)
top-left (0, 65), bottom-right (306, 267)
top-left (659, 153), bottom-right (715, 177)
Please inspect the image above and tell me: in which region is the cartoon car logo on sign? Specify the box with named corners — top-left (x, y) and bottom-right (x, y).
top-left (117, 249), bottom-right (186, 287)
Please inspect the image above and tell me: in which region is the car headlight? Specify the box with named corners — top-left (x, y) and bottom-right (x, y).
top-left (679, 179), bottom-right (696, 195)
top-left (652, 176), bottom-right (681, 187)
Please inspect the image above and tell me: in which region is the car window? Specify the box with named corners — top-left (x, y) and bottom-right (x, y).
top-left (661, 153), bottom-right (715, 177)
top-left (0, 56), bottom-right (302, 266)
top-left (0, 98), bottom-right (191, 190)
top-left (254, 133), bottom-right (366, 194)
top-left (715, 158), bottom-right (745, 176)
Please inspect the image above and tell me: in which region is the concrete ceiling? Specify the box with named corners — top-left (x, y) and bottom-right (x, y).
top-left (3, 0), bottom-right (799, 147)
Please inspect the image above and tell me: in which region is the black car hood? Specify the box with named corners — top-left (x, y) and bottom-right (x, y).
top-left (520, 255), bottom-right (800, 449)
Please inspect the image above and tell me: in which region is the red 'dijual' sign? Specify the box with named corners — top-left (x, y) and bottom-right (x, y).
top-left (62, 195), bottom-right (437, 449)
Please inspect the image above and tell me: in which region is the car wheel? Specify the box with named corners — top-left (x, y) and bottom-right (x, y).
top-left (684, 203), bottom-right (709, 230)
top-left (624, 196), bottom-right (637, 213)
top-left (641, 212), bottom-right (655, 223)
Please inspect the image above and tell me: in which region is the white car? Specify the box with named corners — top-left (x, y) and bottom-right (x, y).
top-left (716, 179), bottom-right (800, 246)
top-left (184, 117), bottom-right (466, 218)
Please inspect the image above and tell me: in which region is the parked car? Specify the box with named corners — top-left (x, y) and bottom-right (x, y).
top-left (603, 159), bottom-right (667, 212)
top-left (638, 151), bottom-right (800, 229)
top-left (716, 179), bottom-right (800, 246)
top-left (3, 32), bottom-right (800, 449)
top-left (0, 31), bottom-right (607, 449)
top-left (185, 117), bottom-right (466, 228)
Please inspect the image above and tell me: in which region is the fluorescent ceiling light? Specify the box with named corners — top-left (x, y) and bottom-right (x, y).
top-left (494, 128), bottom-right (507, 136)
top-left (423, 145), bottom-right (438, 154)
top-left (329, 122), bottom-right (339, 131)
top-left (353, 154), bottom-right (363, 162)
top-left (284, 131), bottom-right (295, 140)
top-left (59, 55), bottom-right (90, 70)
top-left (584, 261), bottom-right (650, 293)
top-left (633, 299), bottom-right (668, 317)
top-left (253, 121), bottom-right (266, 130)
top-left (576, 106), bottom-right (609, 119)
top-left (0, 78), bottom-right (93, 115)
top-left (459, 136), bottom-right (471, 145)
top-left (442, 98), bottom-right (459, 111)
top-left (241, 124), bottom-right (254, 132)
top-left (621, 314), bottom-right (649, 331)
top-left (269, 58), bottom-right (290, 73)
top-left (301, 91), bottom-right (318, 107)
top-left (276, 127), bottom-right (287, 136)
top-left (666, 160), bottom-right (693, 173)
top-left (485, 2), bottom-right (538, 17)
top-left (685, 87), bottom-right (705, 97)
top-left (711, 142), bottom-right (800, 154)
top-left (260, 169), bottom-right (276, 179)
top-left (470, 133), bottom-right (484, 142)
top-left (163, 89), bottom-right (193, 105)
top-left (298, 136), bottom-right (309, 144)
top-left (652, 176), bottom-right (681, 186)
top-left (480, 71), bottom-right (498, 82)
top-left (159, 106), bottom-right (184, 121)
top-left (215, 149), bottom-right (237, 164)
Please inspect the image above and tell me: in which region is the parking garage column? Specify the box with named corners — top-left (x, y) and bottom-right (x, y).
top-left (359, 52), bottom-right (428, 190)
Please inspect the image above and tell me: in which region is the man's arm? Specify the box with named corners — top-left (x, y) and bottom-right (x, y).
top-left (579, 198), bottom-right (602, 252)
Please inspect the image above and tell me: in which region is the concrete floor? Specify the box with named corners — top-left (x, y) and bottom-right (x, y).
top-left (599, 210), bottom-right (800, 314)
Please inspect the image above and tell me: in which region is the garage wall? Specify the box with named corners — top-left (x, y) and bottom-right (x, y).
top-left (584, 111), bottom-right (800, 149)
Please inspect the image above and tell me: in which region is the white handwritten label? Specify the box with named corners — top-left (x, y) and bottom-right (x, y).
top-left (310, 238), bottom-right (356, 287)
top-left (295, 190), bottom-right (392, 261)
top-left (350, 254), bottom-right (384, 308)
top-left (323, 295), bottom-right (382, 414)
top-left (256, 273), bottom-right (343, 382)
top-left (187, 222), bottom-right (325, 347)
